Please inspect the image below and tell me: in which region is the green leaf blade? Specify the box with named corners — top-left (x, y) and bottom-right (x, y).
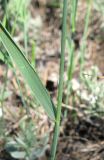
top-left (0, 22), bottom-right (56, 120)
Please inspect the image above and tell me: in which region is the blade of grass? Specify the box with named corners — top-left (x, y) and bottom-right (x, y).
top-left (79, 0), bottom-right (93, 74)
top-left (71, 0), bottom-right (78, 33)
top-left (0, 21), bottom-right (56, 120)
top-left (65, 39), bottom-right (75, 105)
top-left (50, 0), bottom-right (68, 159)
top-left (64, 0), bottom-right (78, 117)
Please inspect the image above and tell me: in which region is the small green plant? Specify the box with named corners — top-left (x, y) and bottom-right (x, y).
top-left (5, 118), bottom-right (49, 160)
top-left (81, 67), bottom-right (104, 116)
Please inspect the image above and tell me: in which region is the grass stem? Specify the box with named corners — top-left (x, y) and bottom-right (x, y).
top-left (50, 0), bottom-right (68, 159)
top-left (65, 0), bottom-right (78, 111)
top-left (80, 0), bottom-right (92, 74)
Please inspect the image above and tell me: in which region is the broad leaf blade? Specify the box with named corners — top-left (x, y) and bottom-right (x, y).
top-left (0, 22), bottom-right (56, 120)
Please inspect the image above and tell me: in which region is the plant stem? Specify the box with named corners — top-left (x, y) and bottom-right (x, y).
top-left (71, 0), bottom-right (78, 33)
top-left (65, 0), bottom-right (78, 112)
top-left (80, 0), bottom-right (92, 74)
top-left (65, 40), bottom-right (75, 105)
top-left (50, 0), bottom-right (68, 159)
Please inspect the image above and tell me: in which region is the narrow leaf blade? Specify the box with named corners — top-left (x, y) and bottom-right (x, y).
top-left (0, 22), bottom-right (56, 120)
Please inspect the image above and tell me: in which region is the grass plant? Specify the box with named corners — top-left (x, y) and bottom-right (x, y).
top-left (65, 0), bottom-right (78, 107)
top-left (65, 0), bottom-right (92, 109)
top-left (50, 0), bottom-right (68, 159)
top-left (79, 0), bottom-right (93, 74)
top-left (0, 0), bottom-right (68, 159)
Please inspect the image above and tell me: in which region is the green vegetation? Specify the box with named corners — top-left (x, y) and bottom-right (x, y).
top-left (0, 0), bottom-right (104, 159)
